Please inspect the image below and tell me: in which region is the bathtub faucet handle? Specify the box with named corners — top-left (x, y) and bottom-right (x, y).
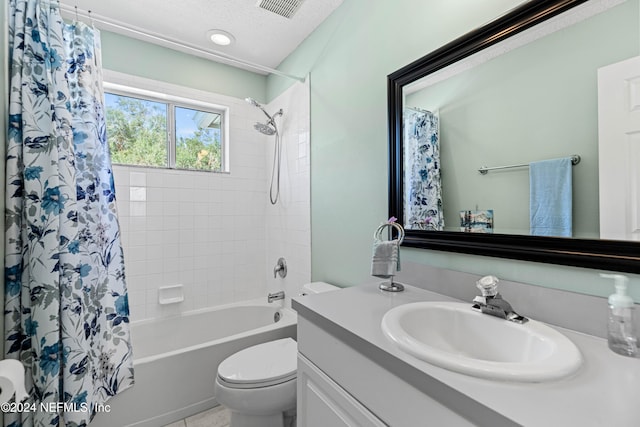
top-left (273, 257), bottom-right (287, 278)
top-left (268, 291), bottom-right (285, 303)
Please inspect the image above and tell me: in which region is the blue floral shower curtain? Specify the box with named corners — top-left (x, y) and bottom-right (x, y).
top-left (5, 1), bottom-right (134, 426)
top-left (403, 107), bottom-right (444, 230)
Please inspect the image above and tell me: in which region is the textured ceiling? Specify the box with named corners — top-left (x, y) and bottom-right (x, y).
top-left (59, 0), bottom-right (344, 74)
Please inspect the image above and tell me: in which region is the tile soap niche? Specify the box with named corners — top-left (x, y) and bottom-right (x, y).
top-left (158, 284), bottom-right (184, 305)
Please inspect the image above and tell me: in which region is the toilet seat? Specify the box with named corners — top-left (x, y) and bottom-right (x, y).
top-left (217, 337), bottom-right (297, 389)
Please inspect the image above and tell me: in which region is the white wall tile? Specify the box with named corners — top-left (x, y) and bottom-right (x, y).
top-left (264, 80), bottom-right (312, 306)
top-left (146, 172), bottom-right (163, 188)
top-left (130, 187), bottom-right (147, 201)
top-left (130, 202), bottom-right (147, 217)
top-left (113, 87), bottom-right (309, 322)
top-left (129, 172), bottom-right (147, 187)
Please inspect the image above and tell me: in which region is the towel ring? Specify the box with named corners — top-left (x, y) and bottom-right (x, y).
top-left (373, 222), bottom-right (405, 293)
top-left (374, 222), bottom-right (405, 244)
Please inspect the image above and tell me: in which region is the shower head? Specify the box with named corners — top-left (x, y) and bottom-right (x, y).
top-left (247, 98), bottom-right (284, 205)
top-left (246, 96), bottom-right (284, 135)
top-left (245, 97), bottom-right (262, 109)
top-left (246, 97), bottom-right (273, 122)
top-left (254, 122), bottom-right (277, 136)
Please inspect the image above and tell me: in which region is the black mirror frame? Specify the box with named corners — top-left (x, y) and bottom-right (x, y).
top-left (388, 0), bottom-right (640, 274)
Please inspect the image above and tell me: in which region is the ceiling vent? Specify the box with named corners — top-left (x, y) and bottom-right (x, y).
top-left (256, 0), bottom-right (305, 19)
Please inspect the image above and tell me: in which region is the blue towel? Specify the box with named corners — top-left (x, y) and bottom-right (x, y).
top-left (530, 158), bottom-right (573, 237)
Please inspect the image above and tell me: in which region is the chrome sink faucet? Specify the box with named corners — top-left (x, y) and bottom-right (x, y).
top-left (472, 276), bottom-right (528, 324)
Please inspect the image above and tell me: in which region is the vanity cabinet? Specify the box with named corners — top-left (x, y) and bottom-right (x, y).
top-left (297, 354), bottom-right (386, 427)
top-left (295, 316), bottom-right (481, 427)
top-left (294, 282), bottom-right (640, 427)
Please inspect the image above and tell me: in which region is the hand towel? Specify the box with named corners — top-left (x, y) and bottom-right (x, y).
top-left (530, 157), bottom-right (572, 237)
top-left (371, 240), bottom-right (400, 278)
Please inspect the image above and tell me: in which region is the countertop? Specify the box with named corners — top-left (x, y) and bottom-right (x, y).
top-left (292, 283), bottom-right (640, 427)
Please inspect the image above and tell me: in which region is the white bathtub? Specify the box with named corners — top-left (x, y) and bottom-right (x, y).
top-left (91, 299), bottom-right (297, 427)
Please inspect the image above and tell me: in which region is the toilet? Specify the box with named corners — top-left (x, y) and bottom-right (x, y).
top-left (214, 282), bottom-right (339, 427)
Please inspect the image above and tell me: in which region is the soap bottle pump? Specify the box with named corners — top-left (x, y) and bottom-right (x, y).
top-left (601, 274), bottom-right (638, 357)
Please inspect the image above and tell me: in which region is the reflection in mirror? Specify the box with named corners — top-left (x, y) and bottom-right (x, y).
top-left (403, 108), bottom-right (443, 231)
top-left (402, 0), bottom-right (635, 238)
top-left (388, 0), bottom-right (640, 273)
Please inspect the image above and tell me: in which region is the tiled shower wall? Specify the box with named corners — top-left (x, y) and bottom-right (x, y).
top-left (264, 80), bottom-right (312, 304)
top-left (110, 72), bottom-right (310, 322)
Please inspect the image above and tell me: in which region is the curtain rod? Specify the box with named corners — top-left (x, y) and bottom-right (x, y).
top-left (58, 5), bottom-right (306, 83)
top-left (478, 155), bottom-right (581, 175)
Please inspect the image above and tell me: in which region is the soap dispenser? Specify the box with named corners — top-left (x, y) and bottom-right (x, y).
top-left (601, 274), bottom-right (638, 357)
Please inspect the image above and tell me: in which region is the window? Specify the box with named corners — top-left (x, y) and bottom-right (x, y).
top-left (104, 89), bottom-right (225, 172)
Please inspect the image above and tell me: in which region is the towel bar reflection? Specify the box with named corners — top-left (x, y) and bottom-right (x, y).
top-left (478, 155), bottom-right (580, 175)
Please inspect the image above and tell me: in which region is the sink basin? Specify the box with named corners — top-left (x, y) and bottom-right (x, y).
top-left (381, 301), bottom-right (582, 382)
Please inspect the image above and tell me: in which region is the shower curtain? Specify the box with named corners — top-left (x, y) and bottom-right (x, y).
top-left (403, 107), bottom-right (444, 230)
top-left (5, 1), bottom-right (134, 426)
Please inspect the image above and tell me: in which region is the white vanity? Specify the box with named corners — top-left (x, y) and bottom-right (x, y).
top-left (292, 283), bottom-right (640, 427)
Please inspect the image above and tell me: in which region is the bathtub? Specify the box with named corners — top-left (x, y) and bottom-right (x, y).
top-left (90, 299), bottom-right (297, 427)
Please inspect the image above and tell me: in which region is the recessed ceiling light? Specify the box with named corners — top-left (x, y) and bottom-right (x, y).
top-left (206, 29), bottom-right (235, 46)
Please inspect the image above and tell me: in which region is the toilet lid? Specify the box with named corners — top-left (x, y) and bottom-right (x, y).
top-left (218, 338), bottom-right (297, 386)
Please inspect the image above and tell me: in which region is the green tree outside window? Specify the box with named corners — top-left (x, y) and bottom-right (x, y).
top-left (105, 93), bottom-right (223, 171)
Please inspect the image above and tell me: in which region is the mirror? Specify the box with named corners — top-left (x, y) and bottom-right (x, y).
top-left (388, 0), bottom-right (640, 274)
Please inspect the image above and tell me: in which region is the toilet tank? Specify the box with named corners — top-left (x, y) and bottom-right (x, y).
top-left (302, 282), bottom-right (340, 295)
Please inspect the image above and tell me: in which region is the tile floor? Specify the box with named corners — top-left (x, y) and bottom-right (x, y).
top-left (164, 406), bottom-right (230, 427)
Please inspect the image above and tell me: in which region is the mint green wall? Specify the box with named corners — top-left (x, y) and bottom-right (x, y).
top-left (406, 1), bottom-right (639, 238)
top-left (100, 31), bottom-right (268, 102)
top-left (272, 0), bottom-right (640, 301)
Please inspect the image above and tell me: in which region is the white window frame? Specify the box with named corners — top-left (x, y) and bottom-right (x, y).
top-left (103, 71), bottom-right (230, 173)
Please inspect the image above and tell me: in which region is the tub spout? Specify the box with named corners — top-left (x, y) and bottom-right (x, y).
top-left (268, 291), bottom-right (285, 303)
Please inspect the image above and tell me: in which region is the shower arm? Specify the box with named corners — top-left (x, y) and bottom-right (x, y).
top-left (258, 107), bottom-right (273, 122)
top-left (264, 108), bottom-right (283, 123)
top-left (246, 97), bottom-right (283, 126)
top-left (269, 109), bottom-right (283, 124)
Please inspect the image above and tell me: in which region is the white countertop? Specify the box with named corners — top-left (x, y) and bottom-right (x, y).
top-left (292, 283), bottom-right (640, 427)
